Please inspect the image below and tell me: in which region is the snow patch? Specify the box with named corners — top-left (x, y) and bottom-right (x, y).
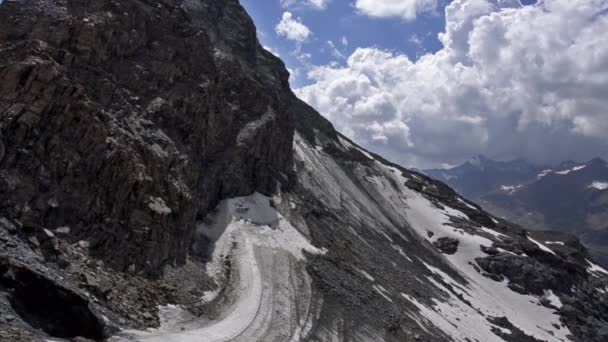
top-left (373, 284), bottom-right (393, 302)
top-left (480, 227), bottom-right (507, 239)
top-left (356, 268), bottom-right (376, 282)
top-left (338, 136), bottom-right (375, 160)
top-left (156, 305), bottom-right (197, 331)
top-left (392, 244), bottom-right (412, 261)
top-left (537, 169), bottom-right (553, 179)
top-left (527, 237), bottom-right (557, 256)
top-left (458, 198), bottom-right (478, 210)
top-left (543, 290), bottom-right (563, 309)
top-left (556, 165), bottom-right (586, 175)
top-left (148, 197), bottom-right (172, 215)
top-left (499, 185), bottom-right (523, 194)
top-left (587, 259), bottom-right (608, 276)
top-left (589, 181), bottom-right (608, 190)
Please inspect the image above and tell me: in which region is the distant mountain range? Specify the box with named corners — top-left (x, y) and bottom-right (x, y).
top-left (425, 156), bottom-right (608, 266)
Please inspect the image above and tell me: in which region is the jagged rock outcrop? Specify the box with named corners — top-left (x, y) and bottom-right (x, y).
top-left (433, 237), bottom-right (460, 255)
top-left (0, 256), bottom-right (107, 340)
top-left (0, 0), bottom-right (294, 275)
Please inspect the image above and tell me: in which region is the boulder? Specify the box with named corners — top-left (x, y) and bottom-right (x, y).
top-left (0, 257), bottom-right (108, 340)
top-left (433, 237), bottom-right (460, 255)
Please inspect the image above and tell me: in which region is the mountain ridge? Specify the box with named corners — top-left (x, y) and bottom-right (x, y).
top-left (424, 156), bottom-right (608, 266)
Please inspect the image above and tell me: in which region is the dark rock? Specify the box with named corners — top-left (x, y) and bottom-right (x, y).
top-left (433, 237), bottom-right (459, 255)
top-left (55, 255), bottom-right (71, 269)
top-left (487, 316), bottom-right (545, 342)
top-left (475, 250), bottom-right (587, 296)
top-left (0, 218), bottom-right (17, 234)
top-left (82, 274), bottom-right (99, 289)
top-left (0, 136), bottom-right (5, 162)
top-left (482, 272), bottom-right (504, 282)
top-left (0, 257), bottom-right (107, 340)
top-left (481, 245), bottom-right (500, 255)
top-left (0, 0), bottom-right (294, 277)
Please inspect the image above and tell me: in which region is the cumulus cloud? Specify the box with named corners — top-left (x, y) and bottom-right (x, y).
top-left (275, 12), bottom-right (312, 43)
top-left (296, 0), bottom-right (608, 168)
top-left (280, 0), bottom-right (330, 10)
top-left (355, 0), bottom-right (439, 20)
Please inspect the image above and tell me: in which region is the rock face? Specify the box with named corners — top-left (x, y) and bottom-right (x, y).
top-left (0, 0), bottom-right (294, 275)
top-left (1, 1), bottom-right (608, 342)
top-left (433, 237), bottom-right (460, 255)
top-left (0, 257), bottom-right (107, 340)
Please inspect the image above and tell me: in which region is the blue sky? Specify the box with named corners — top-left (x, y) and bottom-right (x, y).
top-left (242, 0), bottom-right (448, 87)
top-left (241, 0), bottom-right (537, 88)
top-left (239, 0), bottom-right (608, 169)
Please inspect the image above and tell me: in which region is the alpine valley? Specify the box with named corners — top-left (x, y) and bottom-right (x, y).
top-left (0, 1), bottom-right (607, 342)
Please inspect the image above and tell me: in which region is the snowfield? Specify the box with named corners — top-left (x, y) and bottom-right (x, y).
top-left (111, 194), bottom-right (322, 342)
top-left (371, 160), bottom-right (572, 342)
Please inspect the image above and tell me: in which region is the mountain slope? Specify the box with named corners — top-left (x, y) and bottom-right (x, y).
top-left (425, 156), bottom-right (544, 199)
top-left (427, 157), bottom-right (608, 266)
top-left (1, 1), bottom-right (607, 342)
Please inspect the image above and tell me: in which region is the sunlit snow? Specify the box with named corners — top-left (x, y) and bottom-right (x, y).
top-left (555, 165), bottom-right (586, 175)
top-left (588, 181), bottom-right (608, 190)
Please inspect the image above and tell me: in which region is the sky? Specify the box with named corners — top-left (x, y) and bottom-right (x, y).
top-left (241, 0), bottom-right (608, 169)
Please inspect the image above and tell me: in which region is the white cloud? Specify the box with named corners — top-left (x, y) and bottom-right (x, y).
top-left (327, 40), bottom-right (345, 59)
top-left (341, 36), bottom-right (349, 46)
top-left (408, 34), bottom-right (423, 48)
top-left (280, 0), bottom-right (330, 10)
top-left (355, 0), bottom-right (439, 20)
top-left (275, 12), bottom-right (313, 42)
top-left (296, 0), bottom-right (608, 168)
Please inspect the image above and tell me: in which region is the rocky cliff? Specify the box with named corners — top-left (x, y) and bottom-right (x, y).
top-left (0, 0), bottom-right (294, 276)
top-left (1, 1), bottom-right (607, 342)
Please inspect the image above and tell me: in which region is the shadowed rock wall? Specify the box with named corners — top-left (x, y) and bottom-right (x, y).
top-left (0, 0), bottom-right (295, 276)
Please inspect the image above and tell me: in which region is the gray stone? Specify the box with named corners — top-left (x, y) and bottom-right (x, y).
top-left (78, 241), bottom-right (90, 249)
top-left (0, 138), bottom-right (5, 162)
top-left (433, 237), bottom-right (460, 255)
top-left (55, 226), bottom-right (71, 236)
